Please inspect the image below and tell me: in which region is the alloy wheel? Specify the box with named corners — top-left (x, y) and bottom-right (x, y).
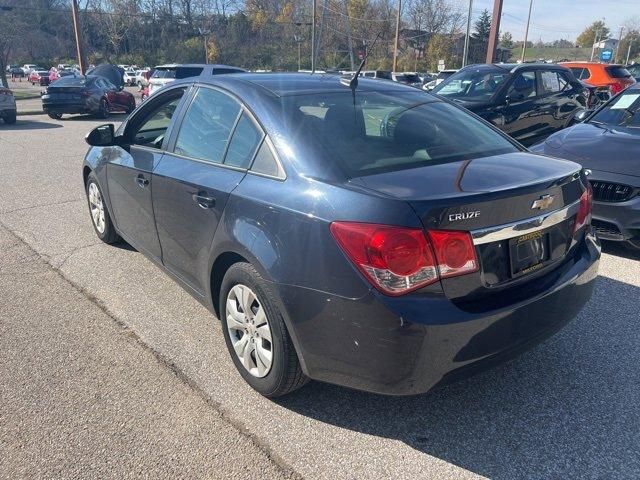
top-left (88, 182), bottom-right (106, 234)
top-left (226, 284), bottom-right (273, 378)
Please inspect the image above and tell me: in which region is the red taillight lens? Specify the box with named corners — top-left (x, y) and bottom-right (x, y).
top-left (427, 230), bottom-right (479, 278)
top-left (609, 82), bottom-right (623, 95)
top-left (573, 183), bottom-right (593, 235)
top-left (330, 222), bottom-right (478, 296)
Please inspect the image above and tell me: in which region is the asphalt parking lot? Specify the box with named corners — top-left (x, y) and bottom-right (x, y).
top-left (1, 113), bottom-right (639, 479)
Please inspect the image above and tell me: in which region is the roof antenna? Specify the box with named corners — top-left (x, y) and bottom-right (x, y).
top-left (340, 31), bottom-right (383, 91)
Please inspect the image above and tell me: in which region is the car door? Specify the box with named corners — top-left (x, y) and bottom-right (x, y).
top-left (537, 69), bottom-right (576, 135)
top-left (152, 85), bottom-right (265, 294)
top-left (106, 86), bottom-right (189, 259)
top-left (500, 70), bottom-right (540, 143)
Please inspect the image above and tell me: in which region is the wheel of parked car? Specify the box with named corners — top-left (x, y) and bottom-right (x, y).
top-left (220, 262), bottom-right (308, 397)
top-left (98, 99), bottom-right (109, 119)
top-left (125, 101), bottom-right (135, 114)
top-left (4, 111), bottom-right (16, 124)
top-left (628, 237), bottom-right (640, 251)
top-left (85, 172), bottom-right (119, 244)
top-left (48, 112), bottom-right (63, 120)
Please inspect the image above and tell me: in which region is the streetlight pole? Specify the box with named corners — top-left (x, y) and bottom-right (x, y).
top-left (311, 0), bottom-right (316, 72)
top-left (462, 0), bottom-right (473, 67)
top-left (392, 0), bottom-right (402, 72)
top-left (615, 26), bottom-right (624, 63)
top-left (520, 0), bottom-right (533, 63)
top-left (71, 0), bottom-right (87, 74)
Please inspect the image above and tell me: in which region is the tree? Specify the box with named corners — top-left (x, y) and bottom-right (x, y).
top-left (473, 9), bottom-right (491, 40)
top-left (500, 31), bottom-right (513, 49)
top-left (426, 33), bottom-right (453, 70)
top-left (576, 20), bottom-right (610, 48)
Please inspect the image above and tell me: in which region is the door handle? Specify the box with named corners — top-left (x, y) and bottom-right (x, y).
top-left (136, 174), bottom-right (149, 188)
top-left (192, 192), bottom-right (216, 209)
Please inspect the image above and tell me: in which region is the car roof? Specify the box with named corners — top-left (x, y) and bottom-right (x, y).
top-left (192, 72), bottom-right (420, 97)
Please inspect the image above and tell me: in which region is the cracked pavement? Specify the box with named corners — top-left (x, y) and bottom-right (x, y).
top-left (1, 114), bottom-right (640, 479)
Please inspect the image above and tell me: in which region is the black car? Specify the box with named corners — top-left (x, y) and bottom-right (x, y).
top-left (42, 74), bottom-right (135, 120)
top-left (81, 73), bottom-right (599, 397)
top-left (433, 63), bottom-right (587, 146)
top-left (532, 84), bottom-right (640, 250)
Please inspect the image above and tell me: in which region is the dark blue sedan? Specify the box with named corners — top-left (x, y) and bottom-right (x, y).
top-left (82, 73), bottom-right (600, 397)
top-left (532, 84), bottom-right (640, 250)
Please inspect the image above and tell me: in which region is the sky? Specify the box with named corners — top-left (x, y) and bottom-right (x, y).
top-left (467, 0), bottom-right (639, 42)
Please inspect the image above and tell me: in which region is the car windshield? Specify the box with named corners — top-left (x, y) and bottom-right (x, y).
top-left (50, 76), bottom-right (90, 87)
top-left (433, 67), bottom-right (510, 101)
top-left (397, 74), bottom-right (420, 83)
top-left (589, 90), bottom-right (640, 128)
top-left (280, 91), bottom-right (518, 177)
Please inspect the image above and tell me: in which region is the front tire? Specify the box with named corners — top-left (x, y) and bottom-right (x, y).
top-left (220, 263), bottom-right (308, 397)
top-left (4, 111), bottom-right (16, 124)
top-left (48, 112), bottom-right (62, 120)
top-left (85, 172), bottom-right (119, 244)
top-left (627, 237), bottom-right (640, 251)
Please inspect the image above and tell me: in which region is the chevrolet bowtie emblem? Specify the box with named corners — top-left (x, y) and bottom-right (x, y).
top-left (531, 194), bottom-right (555, 210)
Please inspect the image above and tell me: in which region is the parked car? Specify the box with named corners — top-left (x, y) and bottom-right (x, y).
top-left (135, 68), bottom-right (151, 87)
top-left (360, 70), bottom-right (392, 80)
top-left (580, 80), bottom-right (611, 110)
top-left (561, 62), bottom-right (636, 96)
top-left (391, 71), bottom-right (422, 87)
top-left (42, 74), bottom-right (135, 119)
top-left (9, 66), bottom-right (25, 79)
top-left (21, 64), bottom-right (38, 75)
top-left (0, 87), bottom-right (17, 124)
top-left (28, 69), bottom-right (50, 86)
top-left (531, 83), bottom-right (640, 250)
top-left (123, 68), bottom-right (137, 86)
top-left (6, 64), bottom-right (19, 72)
top-left (626, 64), bottom-right (640, 82)
top-left (423, 69), bottom-right (458, 90)
top-left (432, 63), bottom-right (587, 146)
top-left (50, 68), bottom-right (79, 84)
top-left (81, 73), bottom-right (599, 397)
top-left (148, 63), bottom-right (247, 96)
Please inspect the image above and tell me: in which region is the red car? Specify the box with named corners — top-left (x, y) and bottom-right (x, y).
top-left (28, 69), bottom-right (50, 86)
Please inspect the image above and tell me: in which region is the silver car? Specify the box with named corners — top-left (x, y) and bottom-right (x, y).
top-left (0, 87), bottom-right (17, 124)
top-left (148, 64), bottom-right (247, 96)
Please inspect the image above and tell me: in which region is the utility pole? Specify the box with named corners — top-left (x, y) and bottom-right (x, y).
top-left (311, 0), bottom-right (316, 72)
top-left (614, 26), bottom-right (624, 63)
top-left (392, 0), bottom-right (401, 72)
top-left (343, 0), bottom-right (355, 71)
top-left (626, 39), bottom-right (633, 65)
top-left (71, 0), bottom-right (87, 74)
top-left (199, 28), bottom-right (211, 64)
top-left (590, 28), bottom-right (600, 62)
top-left (520, 0), bottom-right (533, 63)
top-left (485, 0), bottom-right (503, 64)
top-left (462, 0), bottom-right (473, 67)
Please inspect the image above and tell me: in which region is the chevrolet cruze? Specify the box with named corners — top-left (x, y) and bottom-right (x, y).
top-left (82, 73), bottom-right (600, 397)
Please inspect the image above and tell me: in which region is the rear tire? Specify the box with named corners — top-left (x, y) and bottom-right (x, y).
top-left (4, 111), bottom-right (16, 124)
top-left (220, 262), bottom-right (308, 397)
top-left (48, 112), bottom-right (62, 120)
top-left (85, 172), bottom-right (119, 244)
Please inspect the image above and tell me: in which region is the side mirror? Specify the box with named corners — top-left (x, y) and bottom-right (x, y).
top-left (85, 124), bottom-right (116, 146)
top-left (573, 109), bottom-right (590, 123)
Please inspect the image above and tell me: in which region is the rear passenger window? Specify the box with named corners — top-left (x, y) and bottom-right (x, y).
top-left (251, 140), bottom-right (284, 178)
top-left (224, 113), bottom-right (264, 168)
top-left (506, 71), bottom-right (537, 99)
top-left (174, 87), bottom-right (240, 164)
top-left (541, 71), bottom-right (562, 94)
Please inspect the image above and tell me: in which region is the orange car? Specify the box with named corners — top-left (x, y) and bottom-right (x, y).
top-left (561, 62), bottom-right (636, 95)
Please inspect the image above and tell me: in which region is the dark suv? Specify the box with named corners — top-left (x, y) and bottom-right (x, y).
top-left (433, 63), bottom-right (587, 146)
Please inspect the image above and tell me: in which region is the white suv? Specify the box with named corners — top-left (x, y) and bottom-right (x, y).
top-left (148, 64), bottom-right (246, 96)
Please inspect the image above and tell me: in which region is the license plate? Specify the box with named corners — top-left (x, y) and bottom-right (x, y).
top-left (509, 231), bottom-right (549, 277)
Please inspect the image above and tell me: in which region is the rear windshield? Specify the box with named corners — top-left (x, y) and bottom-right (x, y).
top-left (397, 74), bottom-right (421, 83)
top-left (376, 71), bottom-right (392, 80)
top-left (280, 91), bottom-right (518, 177)
top-left (49, 76), bottom-right (90, 87)
top-left (152, 67), bottom-right (204, 79)
top-left (606, 66), bottom-right (632, 78)
top-left (590, 90), bottom-right (640, 127)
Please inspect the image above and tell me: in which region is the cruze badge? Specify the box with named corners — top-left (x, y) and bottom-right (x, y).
top-left (531, 194), bottom-right (555, 210)
top-left (449, 211), bottom-right (480, 222)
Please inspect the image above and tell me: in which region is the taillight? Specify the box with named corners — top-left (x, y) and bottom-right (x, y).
top-left (573, 183), bottom-right (593, 235)
top-left (330, 222), bottom-right (478, 296)
top-left (609, 82), bottom-right (623, 95)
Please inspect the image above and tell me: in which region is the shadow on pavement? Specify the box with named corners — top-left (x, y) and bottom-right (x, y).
top-left (602, 240), bottom-right (640, 261)
top-left (62, 113), bottom-right (129, 122)
top-left (277, 275), bottom-right (640, 478)
top-left (1, 120), bottom-right (62, 130)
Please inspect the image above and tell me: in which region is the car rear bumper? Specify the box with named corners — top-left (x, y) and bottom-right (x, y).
top-left (277, 231), bottom-right (600, 395)
top-left (43, 101), bottom-right (92, 115)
